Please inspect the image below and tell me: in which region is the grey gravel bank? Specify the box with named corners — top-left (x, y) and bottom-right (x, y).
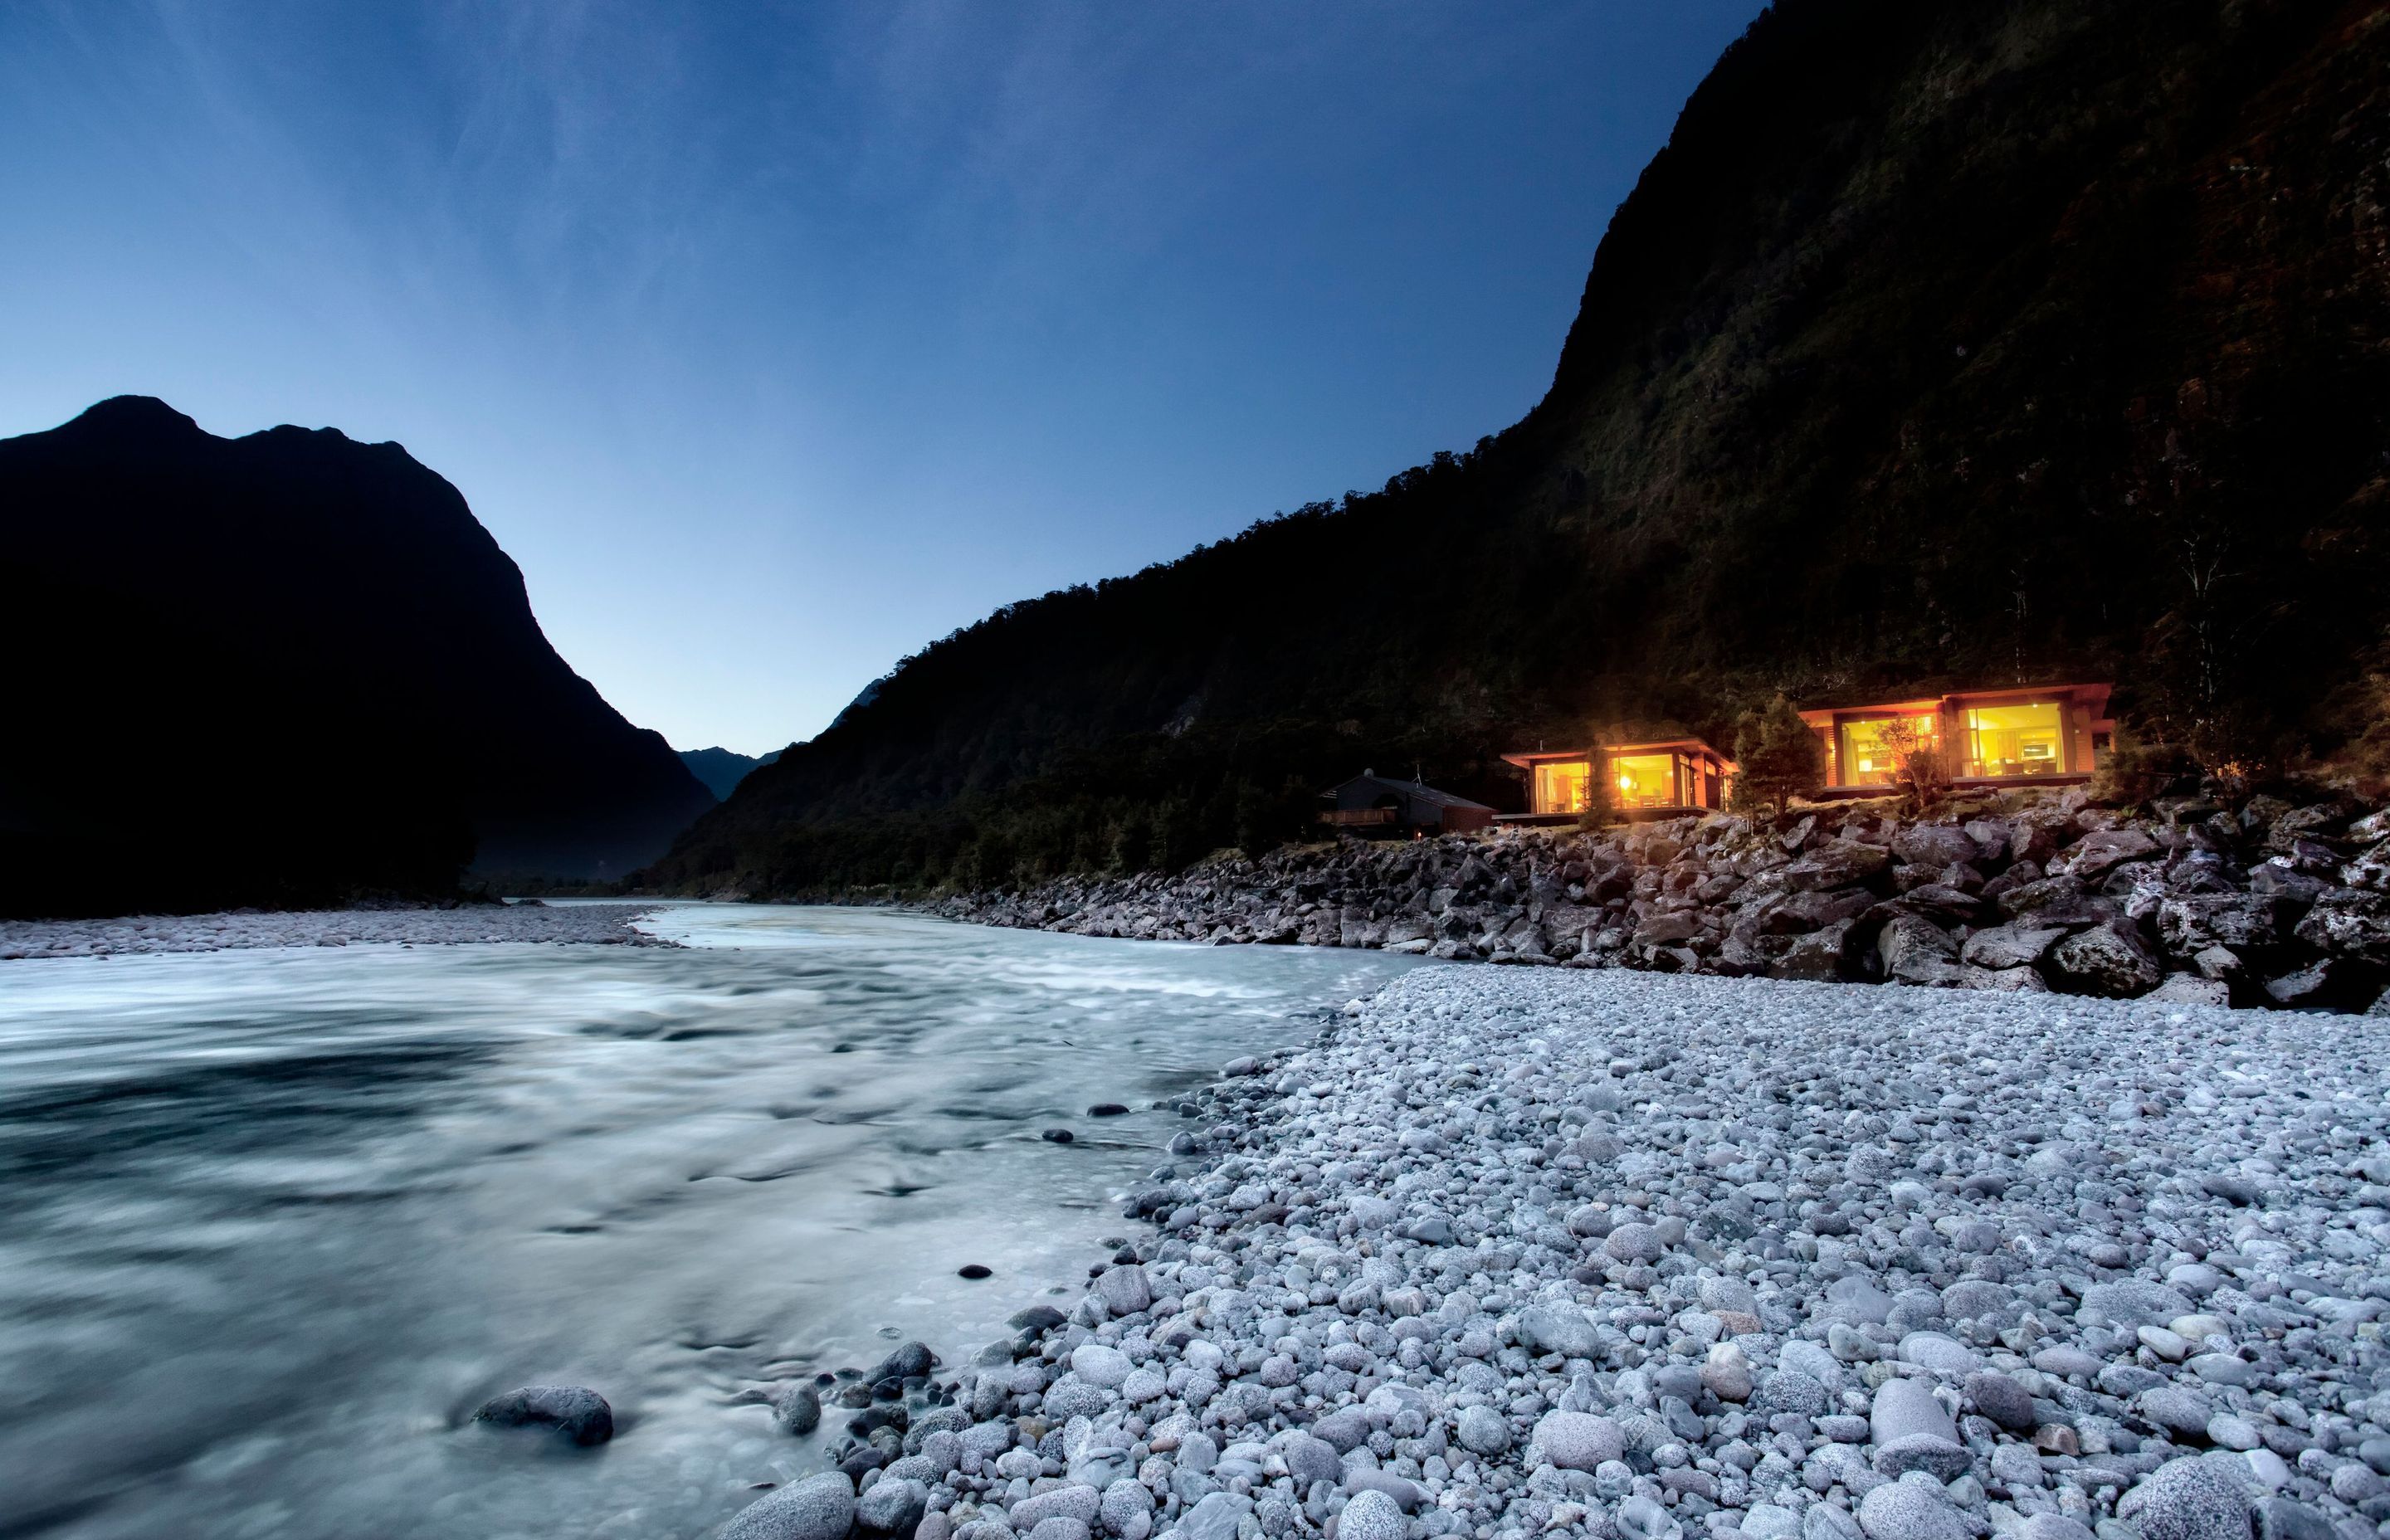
top-left (0, 900), bottom-right (674, 959)
top-left (720, 966), bottom-right (2390, 1540)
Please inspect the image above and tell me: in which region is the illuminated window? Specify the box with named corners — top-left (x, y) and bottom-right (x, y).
top-left (1609, 753), bottom-right (1677, 808)
top-left (1835, 715), bottom-right (1939, 786)
top-left (1534, 760), bottom-right (1592, 815)
top-left (1963, 702), bottom-right (2064, 777)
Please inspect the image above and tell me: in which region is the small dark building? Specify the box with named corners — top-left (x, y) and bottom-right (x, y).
top-left (1317, 770), bottom-right (1495, 837)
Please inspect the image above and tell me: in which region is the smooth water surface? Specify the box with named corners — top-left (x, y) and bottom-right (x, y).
top-left (0, 906), bottom-right (1422, 1540)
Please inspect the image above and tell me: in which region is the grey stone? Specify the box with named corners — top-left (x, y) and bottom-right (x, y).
top-left (1858, 1480), bottom-right (1973, 1540)
top-left (1012, 1486), bottom-right (1104, 1531)
top-left (1753, 1369), bottom-right (1830, 1418)
top-left (1455, 1404), bottom-right (1510, 1455)
top-left (1095, 1265), bottom-right (1153, 1315)
top-left (858, 1479), bottom-right (929, 1535)
top-left (1310, 1411), bottom-right (1368, 1454)
top-left (2117, 1455), bottom-right (2258, 1540)
top-left (2046, 926), bottom-right (2163, 997)
top-left (1519, 1304), bottom-right (1598, 1357)
top-left (472, 1384), bottom-right (615, 1446)
top-left (1964, 1372), bottom-right (2036, 1432)
top-left (1341, 1469), bottom-right (1423, 1510)
top-left (1961, 924), bottom-right (2068, 970)
top-left (2138, 1386), bottom-right (2216, 1440)
top-left (1533, 1410), bottom-right (1624, 1471)
top-left (1280, 1433), bottom-right (1341, 1491)
top-left (1335, 1489), bottom-right (1406, 1540)
top-left (1071, 1344), bottom-right (1133, 1389)
top-left (1176, 1494), bottom-right (1247, 1540)
top-left (723, 1472), bottom-right (859, 1540)
top-left (2082, 1279), bottom-right (2196, 1328)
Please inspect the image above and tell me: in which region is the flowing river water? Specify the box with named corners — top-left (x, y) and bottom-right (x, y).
top-left (0, 905), bottom-right (1424, 1540)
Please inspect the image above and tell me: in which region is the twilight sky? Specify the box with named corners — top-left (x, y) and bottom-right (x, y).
top-left (2, 2), bottom-right (1763, 757)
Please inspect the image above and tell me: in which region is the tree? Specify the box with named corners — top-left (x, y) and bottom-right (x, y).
top-left (1875, 716), bottom-right (1951, 810)
top-left (1575, 755), bottom-right (1617, 831)
top-left (1730, 695), bottom-right (1827, 817)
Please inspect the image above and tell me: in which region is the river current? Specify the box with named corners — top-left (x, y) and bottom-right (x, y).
top-left (0, 906), bottom-right (1422, 1539)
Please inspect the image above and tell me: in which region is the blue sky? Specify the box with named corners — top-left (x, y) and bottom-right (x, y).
top-left (2, 2), bottom-right (1763, 756)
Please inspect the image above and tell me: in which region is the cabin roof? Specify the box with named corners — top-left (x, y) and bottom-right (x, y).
top-left (1795, 681), bottom-right (2114, 720)
top-left (1500, 738), bottom-right (1734, 771)
top-left (1317, 772), bottom-right (1493, 811)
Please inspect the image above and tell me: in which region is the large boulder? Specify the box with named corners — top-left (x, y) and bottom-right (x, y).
top-left (2293, 888), bottom-right (2390, 966)
top-left (2063, 827), bottom-right (2163, 880)
top-left (1997, 876), bottom-right (2104, 924)
top-left (2149, 973), bottom-right (2231, 1006)
top-left (1962, 963), bottom-right (2050, 992)
top-left (1786, 841), bottom-right (1894, 891)
top-left (2158, 894), bottom-right (2299, 955)
top-left (1774, 887), bottom-right (1880, 932)
top-left (2262, 957), bottom-right (2369, 1009)
top-left (1878, 914), bottom-right (1963, 987)
top-left (1891, 824), bottom-right (1979, 870)
top-left (1773, 919), bottom-right (1857, 982)
top-left (2046, 924), bottom-right (2163, 997)
top-left (1960, 924), bottom-right (2067, 969)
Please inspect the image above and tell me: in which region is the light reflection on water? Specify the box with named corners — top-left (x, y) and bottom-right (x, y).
top-left (0, 905), bottom-right (1423, 1540)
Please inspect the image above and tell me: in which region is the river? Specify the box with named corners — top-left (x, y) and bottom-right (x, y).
top-left (0, 905), bottom-right (1423, 1540)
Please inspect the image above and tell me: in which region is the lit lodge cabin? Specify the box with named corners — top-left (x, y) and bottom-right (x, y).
top-left (1316, 771), bottom-right (1495, 837)
top-left (1797, 683), bottom-right (2114, 795)
top-left (1497, 739), bottom-right (1737, 826)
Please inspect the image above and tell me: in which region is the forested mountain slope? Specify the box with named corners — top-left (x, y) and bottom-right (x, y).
top-left (653, 0), bottom-right (2390, 896)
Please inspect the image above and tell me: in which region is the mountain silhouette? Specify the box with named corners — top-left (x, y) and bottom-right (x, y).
top-left (0, 397), bottom-right (715, 916)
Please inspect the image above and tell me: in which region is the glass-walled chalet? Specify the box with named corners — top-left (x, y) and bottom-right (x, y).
top-left (1798, 685), bottom-right (2113, 792)
top-left (1503, 739), bottom-right (1735, 822)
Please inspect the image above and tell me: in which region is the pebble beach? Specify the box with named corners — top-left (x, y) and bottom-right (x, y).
top-left (720, 965), bottom-right (2390, 1540)
top-left (0, 901), bottom-right (671, 959)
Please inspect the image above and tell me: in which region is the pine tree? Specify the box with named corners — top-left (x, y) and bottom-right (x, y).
top-left (1730, 695), bottom-right (1827, 817)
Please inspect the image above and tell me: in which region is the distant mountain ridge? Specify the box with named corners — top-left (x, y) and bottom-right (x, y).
top-left (649, 0), bottom-right (2390, 899)
top-left (0, 397), bottom-right (715, 915)
top-left (678, 746), bottom-right (783, 801)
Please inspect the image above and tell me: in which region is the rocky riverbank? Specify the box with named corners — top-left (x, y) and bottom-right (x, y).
top-left (930, 791), bottom-right (2390, 1012)
top-left (0, 900), bottom-right (676, 959)
top-left (716, 965), bottom-right (2390, 1540)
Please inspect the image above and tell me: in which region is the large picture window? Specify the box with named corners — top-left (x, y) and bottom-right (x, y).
top-left (1835, 714), bottom-right (1939, 786)
top-left (1533, 760), bottom-right (1592, 815)
top-left (1963, 701), bottom-right (2064, 777)
top-left (1609, 753), bottom-right (1677, 809)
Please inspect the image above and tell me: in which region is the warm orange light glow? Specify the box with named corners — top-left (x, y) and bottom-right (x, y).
top-left (1836, 714), bottom-right (1938, 786)
top-left (1533, 760), bottom-right (1593, 815)
top-left (1962, 702), bottom-right (2063, 776)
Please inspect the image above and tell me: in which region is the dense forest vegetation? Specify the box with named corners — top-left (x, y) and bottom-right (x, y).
top-left (648, 0), bottom-right (2390, 899)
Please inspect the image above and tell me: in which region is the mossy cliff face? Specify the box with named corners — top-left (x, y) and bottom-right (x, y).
top-left (654, 0), bottom-right (2390, 897)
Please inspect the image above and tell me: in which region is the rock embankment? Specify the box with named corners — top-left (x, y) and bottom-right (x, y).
top-left (933, 792), bottom-right (2390, 1012)
top-left (0, 901), bottom-right (675, 959)
top-left (724, 967), bottom-right (2390, 1540)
